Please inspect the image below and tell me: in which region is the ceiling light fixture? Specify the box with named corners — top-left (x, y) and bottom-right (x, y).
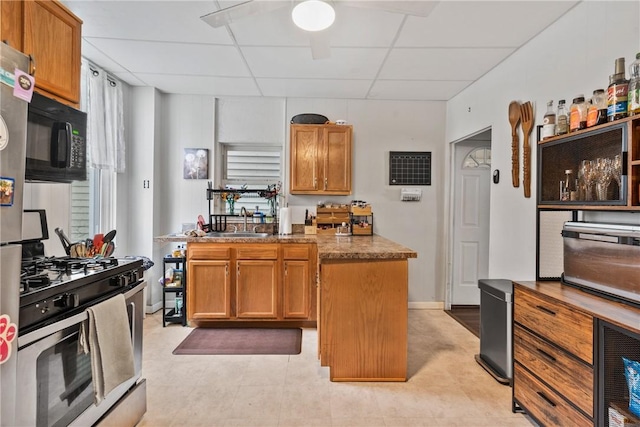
top-left (292, 0), bottom-right (335, 32)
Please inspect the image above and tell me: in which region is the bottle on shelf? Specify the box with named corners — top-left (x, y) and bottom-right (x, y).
top-left (587, 89), bottom-right (607, 127)
top-left (560, 169), bottom-right (573, 201)
top-left (253, 205), bottom-right (262, 223)
top-left (555, 99), bottom-right (569, 135)
top-left (570, 95), bottom-right (588, 132)
top-left (541, 100), bottom-right (556, 139)
top-left (629, 52), bottom-right (640, 116)
top-left (607, 57), bottom-right (629, 122)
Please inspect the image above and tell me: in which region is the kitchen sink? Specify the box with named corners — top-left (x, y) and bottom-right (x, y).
top-left (206, 232), bottom-right (272, 238)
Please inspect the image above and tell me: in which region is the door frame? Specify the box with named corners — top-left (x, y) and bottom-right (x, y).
top-left (445, 127), bottom-right (492, 310)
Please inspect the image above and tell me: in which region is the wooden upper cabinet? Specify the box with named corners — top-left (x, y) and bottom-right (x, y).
top-left (290, 124), bottom-right (352, 195)
top-left (1, 1), bottom-right (24, 51)
top-left (1, 0), bottom-right (82, 106)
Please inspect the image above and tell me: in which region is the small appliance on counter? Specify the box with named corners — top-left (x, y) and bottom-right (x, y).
top-left (562, 221), bottom-right (640, 305)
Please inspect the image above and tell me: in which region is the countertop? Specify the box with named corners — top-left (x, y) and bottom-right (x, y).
top-left (154, 233), bottom-right (417, 260)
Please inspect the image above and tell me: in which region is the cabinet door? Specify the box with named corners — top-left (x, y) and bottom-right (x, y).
top-left (236, 260), bottom-right (278, 318)
top-left (187, 260), bottom-right (232, 320)
top-left (283, 260), bottom-right (310, 319)
top-left (23, 0), bottom-right (82, 104)
top-left (322, 126), bottom-right (352, 194)
top-left (1, 1), bottom-right (23, 51)
top-left (290, 125), bottom-right (320, 193)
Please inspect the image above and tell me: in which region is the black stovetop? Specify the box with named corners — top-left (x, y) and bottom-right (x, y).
top-left (19, 256), bottom-right (144, 334)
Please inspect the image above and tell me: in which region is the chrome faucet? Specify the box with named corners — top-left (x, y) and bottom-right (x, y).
top-left (240, 207), bottom-right (248, 231)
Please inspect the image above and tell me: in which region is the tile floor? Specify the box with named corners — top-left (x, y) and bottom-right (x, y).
top-left (138, 310), bottom-right (532, 427)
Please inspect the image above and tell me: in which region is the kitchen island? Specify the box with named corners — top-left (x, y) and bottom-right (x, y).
top-left (155, 233), bottom-right (417, 381)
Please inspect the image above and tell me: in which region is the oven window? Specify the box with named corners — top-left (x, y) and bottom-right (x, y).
top-left (36, 328), bottom-right (93, 427)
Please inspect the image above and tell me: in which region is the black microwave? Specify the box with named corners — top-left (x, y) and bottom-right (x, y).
top-left (26, 92), bottom-right (87, 183)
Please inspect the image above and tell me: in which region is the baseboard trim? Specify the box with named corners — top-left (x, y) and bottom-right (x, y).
top-left (146, 302), bottom-right (163, 314)
top-left (409, 301), bottom-right (445, 310)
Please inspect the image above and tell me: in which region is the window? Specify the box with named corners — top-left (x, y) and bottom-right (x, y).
top-left (463, 147), bottom-right (492, 169)
top-left (220, 143), bottom-right (282, 212)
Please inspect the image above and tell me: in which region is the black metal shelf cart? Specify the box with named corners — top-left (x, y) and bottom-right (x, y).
top-left (162, 255), bottom-right (186, 327)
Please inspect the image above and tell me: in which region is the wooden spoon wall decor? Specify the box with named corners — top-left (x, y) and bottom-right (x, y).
top-left (508, 101), bottom-right (521, 187)
top-left (520, 101), bottom-right (534, 198)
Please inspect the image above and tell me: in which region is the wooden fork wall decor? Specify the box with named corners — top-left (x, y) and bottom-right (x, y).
top-left (520, 101), bottom-right (534, 198)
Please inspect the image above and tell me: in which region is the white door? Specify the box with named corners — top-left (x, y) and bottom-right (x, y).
top-left (451, 140), bottom-right (491, 305)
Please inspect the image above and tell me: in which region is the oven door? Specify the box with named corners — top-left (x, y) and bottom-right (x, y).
top-left (15, 282), bottom-right (145, 427)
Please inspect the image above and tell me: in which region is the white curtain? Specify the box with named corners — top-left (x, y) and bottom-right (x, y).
top-left (78, 59), bottom-right (124, 234)
top-left (83, 60), bottom-right (126, 172)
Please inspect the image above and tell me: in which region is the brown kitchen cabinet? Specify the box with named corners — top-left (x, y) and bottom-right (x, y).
top-left (290, 124), bottom-right (352, 195)
top-left (235, 245), bottom-right (278, 319)
top-left (1, 0), bottom-right (82, 106)
top-left (186, 242), bottom-right (317, 325)
top-left (512, 281), bottom-right (640, 426)
top-left (282, 244), bottom-right (317, 319)
top-left (319, 258), bottom-right (408, 381)
top-left (537, 115), bottom-right (640, 210)
top-left (513, 283), bottom-right (594, 425)
top-left (187, 245), bottom-right (232, 320)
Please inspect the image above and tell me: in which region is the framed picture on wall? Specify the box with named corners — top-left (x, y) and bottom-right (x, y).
top-left (183, 148), bottom-right (209, 179)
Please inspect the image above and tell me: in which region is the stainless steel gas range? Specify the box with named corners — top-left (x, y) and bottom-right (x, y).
top-left (16, 256), bottom-right (147, 427)
top-left (19, 256), bottom-right (143, 334)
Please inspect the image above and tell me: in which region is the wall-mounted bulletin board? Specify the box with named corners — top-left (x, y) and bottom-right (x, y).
top-left (389, 151), bottom-right (431, 185)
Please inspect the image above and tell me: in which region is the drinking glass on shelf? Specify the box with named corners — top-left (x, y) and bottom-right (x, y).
top-left (612, 154), bottom-right (623, 200)
top-left (595, 158), bottom-right (613, 201)
top-left (579, 160), bottom-right (596, 201)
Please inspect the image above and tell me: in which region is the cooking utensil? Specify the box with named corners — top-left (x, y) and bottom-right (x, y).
top-left (54, 227), bottom-right (72, 255)
top-left (104, 242), bottom-right (115, 257)
top-left (103, 229), bottom-right (116, 244)
top-left (92, 233), bottom-right (104, 254)
top-left (509, 101), bottom-right (521, 188)
top-left (520, 101), bottom-right (534, 198)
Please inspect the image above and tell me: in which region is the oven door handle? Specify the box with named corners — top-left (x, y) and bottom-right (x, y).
top-left (18, 310), bottom-right (88, 348)
top-left (129, 300), bottom-right (136, 345)
top-left (19, 281), bottom-right (147, 348)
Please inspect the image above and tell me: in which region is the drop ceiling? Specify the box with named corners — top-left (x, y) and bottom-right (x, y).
top-left (61, 0), bottom-right (579, 101)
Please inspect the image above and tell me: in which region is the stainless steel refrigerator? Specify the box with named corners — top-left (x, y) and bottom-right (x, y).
top-left (0, 43), bottom-right (29, 427)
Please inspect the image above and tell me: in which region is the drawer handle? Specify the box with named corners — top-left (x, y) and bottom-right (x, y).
top-left (535, 305), bottom-right (556, 316)
top-left (536, 391), bottom-right (557, 407)
top-left (536, 348), bottom-right (557, 362)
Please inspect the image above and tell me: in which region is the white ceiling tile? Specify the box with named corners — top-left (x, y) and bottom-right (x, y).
top-left (368, 80), bottom-right (472, 101)
top-left (81, 40), bottom-right (128, 73)
top-left (397, 1), bottom-right (579, 48)
top-left (242, 47), bottom-right (388, 79)
top-left (340, 1), bottom-right (439, 18)
top-left (380, 48), bottom-right (515, 80)
top-left (133, 74), bottom-right (261, 96)
top-left (257, 78), bottom-right (372, 99)
top-left (229, 3), bottom-right (405, 47)
top-left (63, 1), bottom-right (234, 44)
top-left (85, 38), bottom-right (251, 77)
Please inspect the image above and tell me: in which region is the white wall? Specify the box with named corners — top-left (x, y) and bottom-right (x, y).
top-left (446, 1), bottom-right (640, 282)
